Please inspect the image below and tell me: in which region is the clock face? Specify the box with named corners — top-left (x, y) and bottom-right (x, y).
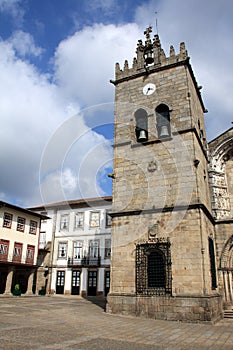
top-left (143, 83), bottom-right (156, 96)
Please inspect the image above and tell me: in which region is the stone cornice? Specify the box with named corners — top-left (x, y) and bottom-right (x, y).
top-left (109, 203), bottom-right (215, 224)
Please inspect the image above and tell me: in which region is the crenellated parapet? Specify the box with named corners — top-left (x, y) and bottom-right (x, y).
top-left (115, 26), bottom-right (189, 81)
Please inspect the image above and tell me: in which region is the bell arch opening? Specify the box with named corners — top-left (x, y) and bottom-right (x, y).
top-left (156, 104), bottom-right (171, 139)
top-left (134, 108), bottom-right (148, 142)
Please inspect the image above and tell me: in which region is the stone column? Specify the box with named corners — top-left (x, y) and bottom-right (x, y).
top-left (223, 271), bottom-right (230, 302)
top-left (228, 271), bottom-right (233, 303)
top-left (98, 268), bottom-right (105, 296)
top-left (64, 268), bottom-right (71, 295)
top-left (4, 267), bottom-right (15, 295)
top-left (81, 268), bottom-right (87, 296)
top-left (26, 270), bottom-right (34, 295)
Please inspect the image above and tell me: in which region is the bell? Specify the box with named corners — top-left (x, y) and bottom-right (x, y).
top-left (138, 129), bottom-right (147, 142)
top-left (159, 125), bottom-right (169, 138)
top-left (145, 51), bottom-right (154, 65)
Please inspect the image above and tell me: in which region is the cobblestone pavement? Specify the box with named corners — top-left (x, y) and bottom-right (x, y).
top-left (0, 295), bottom-right (232, 350)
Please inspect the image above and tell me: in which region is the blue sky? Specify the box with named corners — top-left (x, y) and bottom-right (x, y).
top-left (0, 0), bottom-right (143, 74)
top-left (0, 0), bottom-right (232, 207)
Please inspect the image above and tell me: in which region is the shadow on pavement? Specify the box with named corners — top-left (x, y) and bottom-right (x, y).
top-left (83, 295), bottom-right (107, 311)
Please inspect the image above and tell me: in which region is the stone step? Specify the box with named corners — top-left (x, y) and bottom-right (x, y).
top-left (224, 310), bottom-right (233, 318)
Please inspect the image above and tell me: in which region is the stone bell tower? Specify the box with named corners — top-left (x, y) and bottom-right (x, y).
top-left (107, 27), bottom-right (223, 322)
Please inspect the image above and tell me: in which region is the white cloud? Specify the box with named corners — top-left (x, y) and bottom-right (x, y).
top-left (39, 168), bottom-right (78, 204)
top-left (0, 38), bottom-right (73, 206)
top-left (62, 168), bottom-right (77, 192)
top-left (2, 23), bottom-right (136, 206)
top-left (9, 31), bottom-right (44, 57)
top-left (53, 23), bottom-right (141, 107)
top-left (39, 109), bottom-right (113, 205)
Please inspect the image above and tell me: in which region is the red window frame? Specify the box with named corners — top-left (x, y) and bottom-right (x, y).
top-left (29, 220), bottom-right (37, 234)
top-left (17, 217), bottom-right (25, 232)
top-left (26, 245), bottom-right (35, 264)
top-left (13, 242), bottom-right (23, 262)
top-left (0, 239), bottom-right (9, 260)
top-left (3, 212), bottom-right (13, 229)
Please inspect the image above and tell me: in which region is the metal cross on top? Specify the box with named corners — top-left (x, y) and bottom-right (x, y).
top-left (144, 26), bottom-right (153, 41)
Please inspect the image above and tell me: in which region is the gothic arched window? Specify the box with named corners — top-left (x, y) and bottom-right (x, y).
top-left (134, 108), bottom-right (148, 142)
top-left (156, 104), bottom-right (170, 139)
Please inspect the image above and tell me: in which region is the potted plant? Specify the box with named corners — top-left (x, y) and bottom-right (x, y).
top-left (12, 284), bottom-right (21, 296)
top-left (38, 286), bottom-right (46, 296)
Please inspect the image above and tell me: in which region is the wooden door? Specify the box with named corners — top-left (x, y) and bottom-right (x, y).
top-left (71, 270), bottom-right (80, 295)
top-left (88, 271), bottom-right (97, 296)
top-left (56, 271), bottom-right (65, 294)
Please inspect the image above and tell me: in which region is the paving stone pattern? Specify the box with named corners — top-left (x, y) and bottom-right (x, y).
top-left (0, 296), bottom-right (232, 350)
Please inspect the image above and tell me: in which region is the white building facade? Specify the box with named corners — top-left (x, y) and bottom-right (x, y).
top-left (31, 196), bottom-right (112, 296)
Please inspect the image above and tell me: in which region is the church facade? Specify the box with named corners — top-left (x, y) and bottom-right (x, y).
top-left (107, 27), bottom-right (232, 322)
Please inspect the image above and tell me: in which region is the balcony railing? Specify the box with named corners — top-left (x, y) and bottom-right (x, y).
top-left (67, 256), bottom-right (101, 267)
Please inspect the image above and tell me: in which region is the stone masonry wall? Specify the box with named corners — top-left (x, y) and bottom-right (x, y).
top-left (110, 208), bottom-right (215, 296)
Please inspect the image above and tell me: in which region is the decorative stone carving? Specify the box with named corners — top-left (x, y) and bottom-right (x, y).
top-left (209, 136), bottom-right (233, 219)
top-left (147, 160), bottom-right (157, 173)
top-left (148, 223), bottom-right (159, 238)
top-left (220, 235), bottom-right (233, 269)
